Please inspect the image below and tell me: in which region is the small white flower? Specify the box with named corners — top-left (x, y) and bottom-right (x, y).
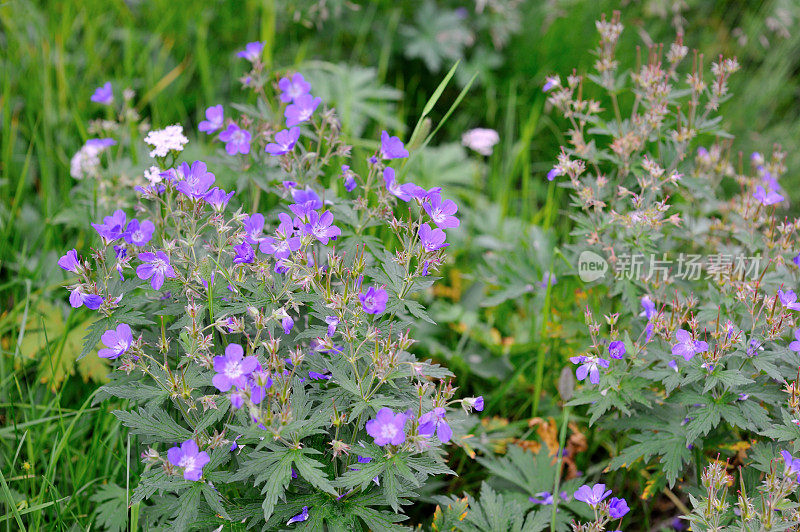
top-left (144, 124), bottom-right (188, 158)
top-left (462, 128), bottom-right (500, 156)
top-left (144, 166), bottom-right (163, 185)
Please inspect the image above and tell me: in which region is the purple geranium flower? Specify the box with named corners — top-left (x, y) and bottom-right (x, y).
top-left (569, 355), bottom-right (609, 384)
top-left (418, 223), bottom-right (448, 252)
top-left (308, 371), bottom-right (331, 380)
top-left (285, 94), bottom-right (321, 127)
top-left (123, 219), bottom-right (155, 246)
top-left (136, 251), bottom-right (176, 290)
top-left (779, 289), bottom-right (800, 311)
top-left (366, 408), bottom-right (407, 446)
top-left (341, 165), bottom-right (357, 191)
top-left (781, 450), bottom-right (800, 480)
top-left (219, 124), bottom-right (251, 155)
top-left (359, 286), bottom-right (388, 315)
top-left (204, 187), bottom-right (235, 212)
top-left (92, 209), bottom-right (127, 241)
top-left (198, 105), bottom-right (224, 133)
top-left (789, 329), bottom-right (800, 352)
top-left (90, 82), bottom-right (113, 105)
top-left (529, 492), bottom-right (554, 505)
top-left (609, 497), bottom-right (630, 519)
top-left (640, 295), bottom-right (656, 320)
top-left (259, 213), bottom-right (302, 260)
top-left (754, 185), bottom-right (783, 206)
top-left (573, 483), bottom-right (612, 507)
top-left (671, 329), bottom-right (709, 361)
top-left (242, 213), bottom-right (265, 245)
top-left (265, 127), bottom-right (301, 156)
top-left (212, 343), bottom-right (259, 392)
top-left (465, 396), bottom-right (484, 411)
top-left (167, 440), bottom-right (210, 481)
top-left (58, 249), bottom-right (80, 273)
top-left (278, 73), bottom-right (311, 103)
top-left (419, 407), bottom-right (452, 443)
top-left (546, 167), bottom-right (561, 181)
top-left (282, 314), bottom-right (294, 335)
top-left (608, 340), bottom-right (626, 359)
top-left (175, 160), bottom-right (216, 199)
top-left (291, 186), bottom-right (323, 210)
top-left (233, 241), bottom-right (255, 264)
top-left (383, 167), bottom-right (411, 201)
top-left (237, 41), bottom-right (264, 62)
top-left (379, 130), bottom-right (409, 159)
top-left (325, 316), bottom-right (339, 337)
top-left (69, 287), bottom-right (104, 310)
top-left (98, 323), bottom-right (133, 359)
top-left (306, 211), bottom-right (341, 245)
top-left (423, 193), bottom-right (460, 229)
top-left (286, 506), bottom-right (309, 525)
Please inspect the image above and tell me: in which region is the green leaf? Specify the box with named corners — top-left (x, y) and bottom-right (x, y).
top-left (90, 483), bottom-right (128, 532)
top-left (113, 406), bottom-right (193, 444)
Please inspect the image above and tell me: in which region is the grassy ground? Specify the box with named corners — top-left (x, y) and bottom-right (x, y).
top-left (2, 0), bottom-right (800, 529)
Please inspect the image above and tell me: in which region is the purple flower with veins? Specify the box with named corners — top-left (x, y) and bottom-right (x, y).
top-left (305, 211), bottom-right (341, 245)
top-left (285, 94), bottom-right (321, 127)
top-left (781, 450), bottom-right (800, 481)
top-left (360, 286), bottom-right (388, 315)
top-left (383, 167), bottom-right (411, 201)
top-left (204, 187), bottom-right (234, 212)
top-left (286, 506), bottom-right (309, 525)
top-left (465, 396), bottom-right (484, 411)
top-left (98, 323), bottom-right (133, 359)
top-left (58, 249), bottom-right (80, 273)
top-left (123, 219), bottom-right (155, 246)
top-left (242, 213), bottom-right (265, 245)
top-left (325, 316), bottom-right (339, 337)
top-left (174, 161), bottom-right (216, 198)
top-left (69, 287), bottom-right (103, 309)
top-left (366, 408), bottom-right (407, 446)
top-left (789, 329), bottom-right (800, 352)
top-left (233, 241), bottom-right (255, 264)
top-left (212, 343), bottom-right (258, 392)
top-left (609, 497), bottom-right (630, 518)
top-left (219, 124), bottom-right (251, 155)
top-left (265, 127), bottom-right (300, 156)
top-left (379, 130), bottom-right (409, 159)
top-left (260, 213), bottom-right (302, 260)
top-left (671, 329), bottom-right (708, 361)
top-left (418, 407), bottom-right (452, 443)
top-left (237, 41), bottom-right (264, 62)
top-left (423, 193), bottom-right (460, 229)
top-left (569, 355), bottom-right (609, 384)
top-left (573, 483), bottom-right (612, 507)
top-left (400, 182), bottom-right (442, 202)
top-left (92, 209), bottom-right (127, 241)
top-left (278, 73), bottom-right (311, 103)
top-left (608, 340), bottom-right (626, 359)
top-left (136, 251), bottom-right (176, 290)
top-left (90, 82), bottom-right (113, 105)
top-left (198, 105), bottom-right (224, 133)
top-left (640, 295), bottom-right (656, 320)
top-left (778, 289), bottom-right (800, 311)
top-left (418, 223), bottom-right (448, 252)
top-left (754, 185), bottom-right (783, 205)
top-left (167, 440), bottom-right (210, 481)
top-left (291, 187), bottom-right (323, 210)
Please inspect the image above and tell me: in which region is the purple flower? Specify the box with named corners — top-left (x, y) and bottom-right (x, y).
top-left (379, 130), bottom-right (409, 159)
top-left (573, 483), bottom-right (612, 507)
top-left (167, 440), bottom-right (210, 481)
top-left (790, 329), bottom-right (800, 352)
top-left (400, 182), bottom-right (441, 202)
top-left (779, 289), bottom-right (800, 311)
top-left (366, 408), bottom-right (407, 446)
top-left (360, 286), bottom-right (388, 315)
top-left (285, 94), bottom-right (321, 127)
top-left (305, 211), bottom-right (341, 245)
top-left (265, 127), bottom-right (301, 156)
top-left (325, 316), bottom-right (339, 337)
top-left (242, 213), bottom-right (265, 245)
top-left (538, 271), bottom-right (557, 288)
top-left (278, 73), bottom-right (311, 103)
top-left (90, 82), bottom-right (113, 105)
top-left (639, 295), bottom-right (656, 320)
top-left (542, 75), bottom-right (560, 92)
top-left (175, 161), bottom-right (216, 199)
top-left (645, 322), bottom-right (654, 343)
top-left (781, 450), bottom-right (800, 480)
top-left (204, 187), bottom-right (235, 212)
top-left (92, 209), bottom-right (127, 241)
top-left (793, 252), bottom-right (800, 267)
top-left (291, 187), bottom-right (323, 210)
top-left (569, 355), bottom-right (609, 384)
top-left (98, 323), bottom-right (133, 359)
top-left (282, 315), bottom-right (294, 335)
top-left (471, 396), bottom-right (484, 411)
top-left (309, 371), bottom-right (331, 380)
top-left (423, 193), bottom-right (460, 229)
top-left (86, 138), bottom-right (117, 150)
top-left (341, 165), bottom-right (357, 191)
top-left (546, 167), bottom-right (561, 181)
top-left (237, 41), bottom-right (264, 62)
top-left (259, 213), bottom-right (302, 260)
top-left (233, 241), bottom-right (255, 264)
top-left (529, 492), bottom-right (554, 505)
top-left (218, 124), bottom-right (251, 155)
top-left (198, 105), bottom-right (224, 133)
top-left (754, 185), bottom-right (783, 205)
top-left (69, 287), bottom-right (104, 310)
top-left (419, 407), bottom-right (452, 443)
top-left (418, 223), bottom-right (448, 252)
top-left (608, 497), bottom-right (629, 518)
top-left (58, 249), bottom-right (80, 273)
top-left (383, 167), bottom-right (411, 201)
top-left (136, 251), bottom-right (176, 290)
top-left (212, 343), bottom-right (259, 392)
top-left (286, 506), bottom-right (309, 525)
top-left (671, 329), bottom-right (708, 361)
top-left (123, 219), bottom-right (155, 246)
top-left (608, 340), bottom-right (626, 360)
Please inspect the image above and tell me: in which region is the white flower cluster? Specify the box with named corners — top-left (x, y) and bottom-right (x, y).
top-left (144, 124), bottom-right (188, 158)
top-left (69, 139), bottom-right (114, 180)
top-left (461, 128), bottom-right (499, 156)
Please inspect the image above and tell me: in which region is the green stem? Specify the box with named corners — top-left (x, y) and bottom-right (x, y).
top-left (550, 405), bottom-right (570, 531)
